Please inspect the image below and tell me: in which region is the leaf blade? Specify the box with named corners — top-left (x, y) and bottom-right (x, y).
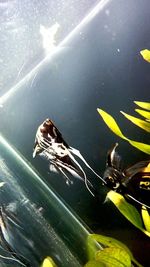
top-left (134, 101), bottom-right (150, 111)
top-left (107, 191), bottom-right (150, 237)
top-left (120, 111), bottom-right (150, 133)
top-left (84, 261), bottom-right (106, 267)
top-left (140, 49), bottom-right (150, 63)
top-left (135, 109), bottom-right (150, 120)
top-left (95, 247), bottom-right (131, 267)
top-left (141, 206), bottom-right (150, 232)
top-left (89, 234), bottom-right (143, 267)
top-left (41, 257), bottom-right (57, 267)
top-left (97, 109), bottom-right (127, 140)
top-left (97, 108), bottom-right (150, 154)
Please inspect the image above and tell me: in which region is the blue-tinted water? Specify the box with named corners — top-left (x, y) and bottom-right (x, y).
top-left (0, 0), bottom-right (150, 266)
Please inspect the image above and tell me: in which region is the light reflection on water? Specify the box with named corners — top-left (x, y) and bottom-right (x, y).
top-left (0, 135), bottom-right (93, 267)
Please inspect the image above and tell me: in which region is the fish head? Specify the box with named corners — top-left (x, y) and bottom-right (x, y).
top-left (103, 167), bottom-right (122, 190)
top-left (33, 118), bottom-right (54, 158)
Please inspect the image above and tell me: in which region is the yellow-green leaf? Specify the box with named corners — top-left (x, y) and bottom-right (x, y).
top-left (134, 101), bottom-right (150, 111)
top-left (127, 140), bottom-right (150, 154)
top-left (84, 261), bottom-right (106, 267)
top-left (120, 111), bottom-right (150, 133)
top-left (107, 191), bottom-right (142, 227)
top-left (97, 108), bottom-right (150, 154)
top-left (86, 234), bottom-right (102, 260)
top-left (97, 109), bottom-right (127, 140)
top-left (89, 234), bottom-right (143, 267)
top-left (135, 109), bottom-right (150, 120)
top-left (107, 191), bottom-right (150, 237)
top-left (141, 206), bottom-right (150, 232)
top-left (89, 234), bottom-right (132, 257)
top-left (41, 257), bottom-right (57, 267)
top-left (140, 49), bottom-right (150, 63)
top-left (95, 247), bottom-right (131, 267)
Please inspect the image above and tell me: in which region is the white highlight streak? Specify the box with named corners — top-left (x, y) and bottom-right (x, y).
top-left (0, 0), bottom-right (111, 105)
top-left (40, 23), bottom-right (60, 54)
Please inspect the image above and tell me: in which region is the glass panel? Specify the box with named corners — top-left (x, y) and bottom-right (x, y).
top-left (0, 134), bottom-right (99, 266)
top-left (0, 0), bottom-right (150, 266)
top-left (0, 0), bottom-right (98, 95)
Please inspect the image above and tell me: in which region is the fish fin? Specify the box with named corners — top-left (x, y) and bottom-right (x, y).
top-left (124, 160), bottom-right (150, 177)
top-left (49, 164), bottom-right (59, 174)
top-left (57, 165), bottom-right (74, 185)
top-left (33, 142), bottom-right (43, 158)
top-left (1, 206), bottom-right (23, 230)
top-left (68, 151), bottom-right (95, 196)
top-left (126, 194), bottom-right (150, 209)
top-left (52, 159), bottom-right (81, 183)
top-left (55, 152), bottom-right (95, 196)
top-left (0, 254), bottom-right (27, 266)
top-left (107, 143), bottom-right (121, 170)
top-left (69, 147), bottom-right (106, 184)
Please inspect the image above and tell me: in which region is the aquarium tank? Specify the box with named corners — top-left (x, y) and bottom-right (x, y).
top-left (0, 0), bottom-right (150, 266)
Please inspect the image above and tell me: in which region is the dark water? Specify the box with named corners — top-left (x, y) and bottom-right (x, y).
top-left (0, 0), bottom-right (150, 266)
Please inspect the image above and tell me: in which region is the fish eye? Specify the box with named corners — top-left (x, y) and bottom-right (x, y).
top-left (40, 127), bottom-right (47, 133)
top-left (105, 175), bottom-right (118, 188)
top-left (45, 119), bottom-right (52, 125)
top-left (108, 176), bottom-right (114, 182)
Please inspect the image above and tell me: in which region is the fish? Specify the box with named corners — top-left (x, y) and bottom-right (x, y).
top-left (0, 206), bottom-right (31, 266)
top-left (33, 118), bottom-right (105, 196)
top-left (103, 143), bottom-right (150, 209)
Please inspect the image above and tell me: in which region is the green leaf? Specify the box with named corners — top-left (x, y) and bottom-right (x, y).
top-left (120, 111), bottom-right (150, 133)
top-left (134, 101), bottom-right (150, 111)
top-left (84, 261), bottom-right (106, 267)
top-left (89, 234), bottom-right (132, 257)
top-left (86, 234), bottom-right (102, 260)
top-left (141, 206), bottom-right (150, 232)
top-left (97, 108), bottom-right (150, 154)
top-left (107, 191), bottom-right (150, 237)
top-left (127, 140), bottom-right (150, 154)
top-left (41, 257), bottom-right (57, 267)
top-left (97, 109), bottom-right (127, 140)
top-left (95, 247), bottom-right (131, 267)
top-left (135, 109), bottom-right (150, 120)
top-left (140, 49), bottom-right (150, 63)
top-left (89, 234), bottom-right (143, 267)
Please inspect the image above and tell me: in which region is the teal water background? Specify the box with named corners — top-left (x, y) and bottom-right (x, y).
top-left (0, 0), bottom-right (150, 266)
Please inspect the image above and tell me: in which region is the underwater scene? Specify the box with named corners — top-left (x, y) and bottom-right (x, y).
top-left (0, 0), bottom-right (150, 266)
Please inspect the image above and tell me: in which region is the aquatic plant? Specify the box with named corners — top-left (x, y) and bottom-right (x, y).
top-left (140, 49), bottom-right (150, 63)
top-left (107, 191), bottom-right (150, 237)
top-left (41, 256), bottom-right (57, 267)
top-left (97, 101), bottom-right (150, 154)
top-left (97, 103), bottom-right (150, 236)
top-left (85, 234), bottom-right (143, 267)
